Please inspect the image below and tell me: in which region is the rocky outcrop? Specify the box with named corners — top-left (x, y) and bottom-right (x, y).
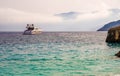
top-left (115, 51), bottom-right (120, 57)
top-left (106, 26), bottom-right (120, 42)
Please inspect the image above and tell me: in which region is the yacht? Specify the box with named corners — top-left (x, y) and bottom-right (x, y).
top-left (23, 24), bottom-right (42, 35)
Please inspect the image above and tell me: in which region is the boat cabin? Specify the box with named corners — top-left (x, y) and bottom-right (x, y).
top-left (26, 24), bottom-right (34, 30)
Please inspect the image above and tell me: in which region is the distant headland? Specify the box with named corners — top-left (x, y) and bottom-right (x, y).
top-left (98, 20), bottom-right (120, 31)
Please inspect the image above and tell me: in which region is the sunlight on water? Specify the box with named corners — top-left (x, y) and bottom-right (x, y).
top-left (0, 32), bottom-right (120, 76)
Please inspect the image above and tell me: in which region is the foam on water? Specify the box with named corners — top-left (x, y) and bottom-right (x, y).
top-left (0, 32), bottom-right (120, 76)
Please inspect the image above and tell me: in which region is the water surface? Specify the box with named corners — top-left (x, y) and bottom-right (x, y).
top-left (0, 32), bottom-right (120, 76)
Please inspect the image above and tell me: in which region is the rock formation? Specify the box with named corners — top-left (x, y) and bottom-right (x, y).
top-left (115, 51), bottom-right (120, 57)
top-left (106, 26), bottom-right (120, 42)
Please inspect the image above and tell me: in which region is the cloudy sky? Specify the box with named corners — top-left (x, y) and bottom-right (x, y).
top-left (0, 0), bottom-right (120, 31)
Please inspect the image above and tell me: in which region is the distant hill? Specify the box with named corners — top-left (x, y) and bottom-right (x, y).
top-left (97, 20), bottom-right (120, 31)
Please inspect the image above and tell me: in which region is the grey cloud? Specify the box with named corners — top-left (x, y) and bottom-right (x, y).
top-left (109, 8), bottom-right (120, 14)
top-left (55, 11), bottom-right (82, 20)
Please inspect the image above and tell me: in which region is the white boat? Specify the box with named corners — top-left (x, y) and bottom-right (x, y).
top-left (23, 24), bottom-right (42, 35)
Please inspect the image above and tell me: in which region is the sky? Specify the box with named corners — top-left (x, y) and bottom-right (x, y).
top-left (0, 0), bottom-right (120, 31)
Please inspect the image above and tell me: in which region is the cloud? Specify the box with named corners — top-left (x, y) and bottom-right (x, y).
top-left (0, 7), bottom-right (115, 29)
top-left (0, 7), bottom-right (112, 25)
top-left (78, 10), bottom-right (111, 21)
top-left (0, 8), bottom-right (117, 21)
top-left (0, 6), bottom-right (120, 31)
top-left (0, 8), bottom-right (62, 24)
top-left (55, 9), bottom-right (112, 22)
top-left (109, 8), bottom-right (120, 14)
top-left (1, 0), bottom-right (119, 15)
top-left (55, 12), bottom-right (81, 20)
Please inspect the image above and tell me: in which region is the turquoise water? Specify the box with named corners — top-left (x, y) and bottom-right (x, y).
top-left (0, 32), bottom-right (120, 76)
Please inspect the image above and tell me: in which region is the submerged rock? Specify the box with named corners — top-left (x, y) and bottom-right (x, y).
top-left (115, 51), bottom-right (120, 57)
top-left (106, 26), bottom-right (120, 42)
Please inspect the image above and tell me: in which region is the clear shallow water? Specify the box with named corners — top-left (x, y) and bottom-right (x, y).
top-left (0, 32), bottom-right (120, 76)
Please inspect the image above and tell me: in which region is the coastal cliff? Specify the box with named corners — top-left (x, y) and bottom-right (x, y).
top-left (106, 26), bottom-right (120, 42)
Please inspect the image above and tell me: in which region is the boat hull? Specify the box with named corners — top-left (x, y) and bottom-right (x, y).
top-left (23, 30), bottom-right (41, 35)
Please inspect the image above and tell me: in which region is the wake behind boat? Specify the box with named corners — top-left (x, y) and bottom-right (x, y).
top-left (23, 24), bottom-right (42, 35)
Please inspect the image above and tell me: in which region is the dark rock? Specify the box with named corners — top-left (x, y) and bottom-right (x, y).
top-left (106, 26), bottom-right (120, 42)
top-left (115, 51), bottom-right (120, 57)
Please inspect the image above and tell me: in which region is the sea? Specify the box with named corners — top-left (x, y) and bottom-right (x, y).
top-left (0, 32), bottom-right (120, 76)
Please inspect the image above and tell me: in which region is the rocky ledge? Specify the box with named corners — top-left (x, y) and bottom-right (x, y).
top-left (115, 51), bottom-right (120, 57)
top-left (106, 26), bottom-right (120, 42)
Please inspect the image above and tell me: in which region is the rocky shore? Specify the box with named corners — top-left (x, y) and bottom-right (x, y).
top-left (106, 26), bottom-right (120, 42)
top-left (106, 26), bottom-right (120, 58)
top-left (115, 51), bottom-right (120, 57)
